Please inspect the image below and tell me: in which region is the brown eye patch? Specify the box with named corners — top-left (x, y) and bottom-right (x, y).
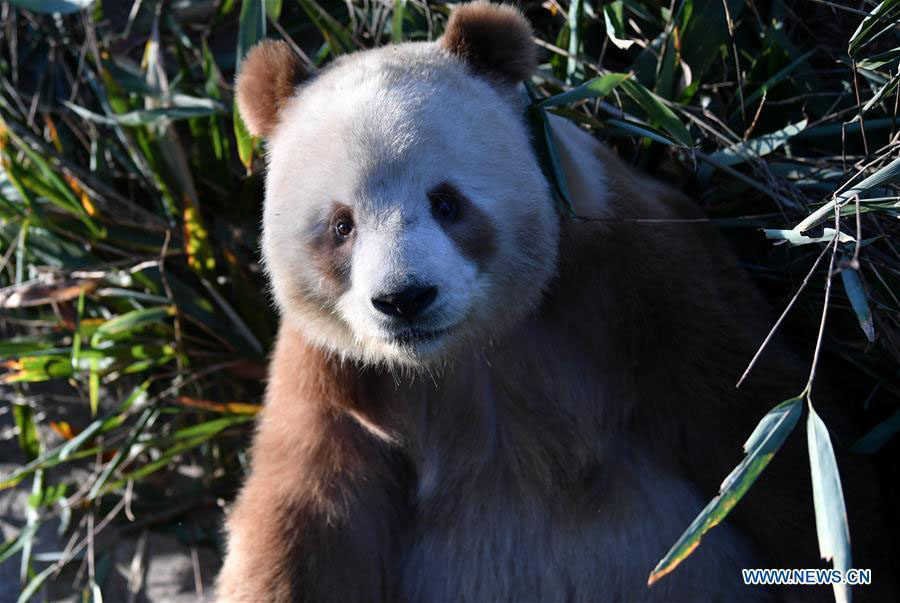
top-left (428, 182), bottom-right (497, 269)
top-left (312, 205), bottom-right (354, 291)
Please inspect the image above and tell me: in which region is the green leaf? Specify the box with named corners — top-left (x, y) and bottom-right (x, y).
top-left (606, 118), bottom-right (681, 146)
top-left (566, 0), bottom-right (583, 83)
top-left (648, 397), bottom-right (802, 586)
top-left (807, 403), bottom-right (852, 603)
top-left (708, 119), bottom-right (807, 168)
top-left (793, 157), bottom-right (900, 234)
top-left (603, 1), bottom-right (634, 50)
top-left (16, 564), bottom-right (56, 603)
top-left (184, 202), bottom-right (216, 274)
top-left (392, 0), bottom-right (407, 43)
top-left (90, 306), bottom-right (174, 347)
top-left (234, 102), bottom-right (256, 172)
top-left (2, 355), bottom-right (75, 383)
top-left (101, 414), bottom-right (254, 493)
top-left (849, 0), bottom-right (900, 58)
top-left (0, 524), bottom-right (38, 564)
top-left (266, 0), bottom-right (282, 21)
top-left (295, 0), bottom-right (354, 55)
top-left (12, 404), bottom-right (40, 461)
top-left (537, 73), bottom-right (631, 108)
top-left (234, 0), bottom-right (267, 170)
top-left (89, 356), bottom-right (100, 416)
top-left (856, 71), bottom-right (900, 119)
top-left (857, 47), bottom-right (900, 70)
top-left (64, 102), bottom-right (223, 127)
top-left (7, 0), bottom-right (93, 14)
top-left (528, 106), bottom-right (576, 217)
top-left (618, 79), bottom-right (692, 146)
top-left (237, 0), bottom-right (266, 64)
top-left (840, 267), bottom-right (875, 342)
top-left (87, 407), bottom-right (159, 499)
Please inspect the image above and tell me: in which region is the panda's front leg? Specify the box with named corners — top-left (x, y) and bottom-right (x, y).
top-left (216, 325), bottom-right (409, 603)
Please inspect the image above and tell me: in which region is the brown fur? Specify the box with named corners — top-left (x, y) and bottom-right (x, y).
top-left (236, 40), bottom-right (305, 138)
top-left (311, 204), bottom-right (354, 292)
top-left (438, 2), bottom-right (536, 83)
top-left (217, 142), bottom-right (893, 601)
top-left (216, 330), bottom-right (409, 602)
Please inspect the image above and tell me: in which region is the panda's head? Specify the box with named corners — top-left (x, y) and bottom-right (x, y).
top-left (238, 2), bottom-right (559, 368)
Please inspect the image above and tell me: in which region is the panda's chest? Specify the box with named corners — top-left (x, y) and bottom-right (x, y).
top-left (394, 370), bottom-right (768, 602)
top-left (399, 451), bottom-right (768, 603)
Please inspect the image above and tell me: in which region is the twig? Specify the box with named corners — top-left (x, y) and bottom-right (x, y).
top-left (736, 238), bottom-right (836, 388)
top-left (852, 60), bottom-right (870, 156)
top-left (804, 204), bottom-right (842, 397)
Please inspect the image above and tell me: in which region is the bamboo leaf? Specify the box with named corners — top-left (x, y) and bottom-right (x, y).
top-left (16, 564), bottom-right (56, 603)
top-left (648, 397), bottom-right (802, 586)
top-left (856, 71), bottom-right (900, 119)
top-left (64, 103), bottom-right (223, 127)
top-left (793, 157), bottom-right (900, 234)
top-left (708, 119), bottom-right (807, 167)
top-left (849, 0), bottom-right (900, 58)
top-left (840, 267), bottom-right (875, 342)
top-left (7, 0), bottom-right (93, 14)
top-left (762, 227), bottom-right (855, 247)
top-left (12, 404), bottom-right (40, 461)
top-left (607, 118), bottom-right (683, 146)
top-left (392, 0), bottom-right (407, 43)
top-left (857, 47), bottom-right (900, 70)
top-left (235, 0), bottom-right (267, 170)
top-left (618, 79), bottom-right (693, 146)
top-left (537, 73), bottom-right (631, 108)
top-left (807, 403), bottom-right (852, 603)
top-left (90, 306), bottom-right (174, 347)
top-left (603, 1), bottom-right (634, 50)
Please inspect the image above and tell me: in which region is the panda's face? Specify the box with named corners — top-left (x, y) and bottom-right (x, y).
top-left (261, 44), bottom-right (559, 367)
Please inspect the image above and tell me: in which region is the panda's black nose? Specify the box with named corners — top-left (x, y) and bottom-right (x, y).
top-left (372, 285), bottom-right (438, 318)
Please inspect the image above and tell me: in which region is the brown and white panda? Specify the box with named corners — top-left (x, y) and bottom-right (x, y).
top-left (215, 3), bottom-right (892, 601)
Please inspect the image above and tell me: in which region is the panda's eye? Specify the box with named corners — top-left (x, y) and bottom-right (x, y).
top-left (429, 185), bottom-right (462, 222)
top-left (331, 209), bottom-right (354, 242)
top-left (335, 220), bottom-right (353, 237)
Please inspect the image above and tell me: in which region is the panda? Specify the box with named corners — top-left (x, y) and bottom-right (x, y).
top-left (215, 2), bottom-right (892, 601)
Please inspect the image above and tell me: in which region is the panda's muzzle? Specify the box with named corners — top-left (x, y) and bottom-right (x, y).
top-left (371, 284), bottom-right (438, 319)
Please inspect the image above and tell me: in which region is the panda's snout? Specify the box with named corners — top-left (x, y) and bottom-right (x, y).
top-left (371, 284), bottom-right (438, 318)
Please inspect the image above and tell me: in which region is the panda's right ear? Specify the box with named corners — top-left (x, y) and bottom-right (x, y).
top-left (236, 40), bottom-right (306, 139)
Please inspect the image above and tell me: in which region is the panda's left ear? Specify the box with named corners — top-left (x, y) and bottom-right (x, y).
top-left (438, 2), bottom-right (536, 84)
top-left (236, 40), bottom-right (307, 139)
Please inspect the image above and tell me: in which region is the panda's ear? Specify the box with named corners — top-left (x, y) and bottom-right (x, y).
top-left (438, 2), bottom-right (536, 84)
top-left (236, 40), bottom-right (306, 138)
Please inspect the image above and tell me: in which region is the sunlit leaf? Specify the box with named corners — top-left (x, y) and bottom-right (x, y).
top-left (90, 306), bottom-right (174, 347)
top-left (849, 0), bottom-right (900, 58)
top-left (649, 397), bottom-right (802, 586)
top-left (7, 0), bottom-right (93, 14)
top-left (537, 73), bottom-right (631, 108)
top-left (603, 1), bottom-right (634, 50)
top-left (807, 403), bottom-right (852, 603)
